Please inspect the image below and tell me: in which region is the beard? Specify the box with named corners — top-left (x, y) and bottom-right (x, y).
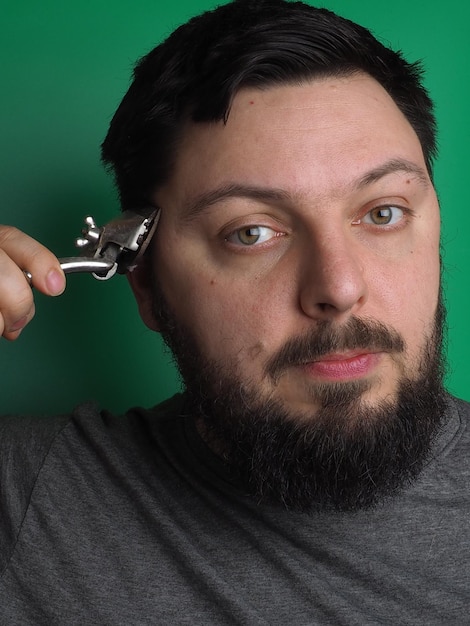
top-left (154, 287), bottom-right (447, 513)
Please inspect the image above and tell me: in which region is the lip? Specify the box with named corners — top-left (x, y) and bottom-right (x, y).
top-left (301, 351), bottom-right (381, 381)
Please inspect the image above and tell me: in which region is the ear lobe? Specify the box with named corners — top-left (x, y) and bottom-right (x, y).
top-left (127, 263), bottom-right (161, 331)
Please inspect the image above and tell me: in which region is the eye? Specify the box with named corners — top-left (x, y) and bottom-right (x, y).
top-left (226, 225), bottom-right (278, 246)
top-left (361, 206), bottom-right (404, 226)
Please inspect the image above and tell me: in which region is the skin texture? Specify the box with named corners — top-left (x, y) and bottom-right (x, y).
top-left (0, 227), bottom-right (65, 340)
top-left (130, 73), bottom-right (441, 420)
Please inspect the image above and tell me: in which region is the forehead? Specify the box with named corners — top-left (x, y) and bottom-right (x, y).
top-left (158, 73), bottom-right (427, 207)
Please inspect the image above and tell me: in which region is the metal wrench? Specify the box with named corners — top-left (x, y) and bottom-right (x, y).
top-left (58, 207), bottom-right (160, 280)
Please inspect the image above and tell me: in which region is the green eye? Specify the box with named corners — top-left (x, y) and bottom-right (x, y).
top-left (363, 206), bottom-right (404, 226)
top-left (227, 225), bottom-right (277, 245)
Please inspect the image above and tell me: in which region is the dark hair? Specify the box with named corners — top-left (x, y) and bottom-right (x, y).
top-left (101, 0), bottom-right (436, 211)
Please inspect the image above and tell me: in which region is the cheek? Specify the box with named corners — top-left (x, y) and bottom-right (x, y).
top-left (184, 280), bottom-right (282, 356)
top-left (153, 225), bottom-right (296, 358)
top-left (157, 256), bottom-right (293, 367)
top-left (370, 243), bottom-right (441, 353)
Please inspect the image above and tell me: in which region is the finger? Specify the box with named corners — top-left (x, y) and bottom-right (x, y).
top-left (0, 247), bottom-right (37, 337)
top-left (2, 309), bottom-right (35, 341)
top-left (0, 226), bottom-right (65, 296)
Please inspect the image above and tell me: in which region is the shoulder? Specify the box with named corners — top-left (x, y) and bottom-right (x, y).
top-left (0, 411), bottom-right (71, 574)
top-left (0, 393), bottom-right (185, 464)
top-left (64, 394), bottom-right (186, 449)
top-left (423, 394), bottom-right (470, 489)
top-left (451, 395), bottom-right (470, 419)
top-left (0, 393), bottom-right (185, 466)
top-left (445, 394), bottom-right (470, 440)
top-left (445, 394), bottom-right (470, 457)
top-left (0, 411), bottom-right (71, 481)
top-left (0, 395), bottom-right (185, 575)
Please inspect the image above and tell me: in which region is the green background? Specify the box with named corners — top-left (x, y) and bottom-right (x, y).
top-left (2, 1), bottom-right (469, 415)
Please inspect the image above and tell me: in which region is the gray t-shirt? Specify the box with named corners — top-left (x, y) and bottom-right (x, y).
top-left (0, 394), bottom-right (469, 625)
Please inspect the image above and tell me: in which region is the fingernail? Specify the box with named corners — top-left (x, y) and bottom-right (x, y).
top-left (46, 269), bottom-right (65, 295)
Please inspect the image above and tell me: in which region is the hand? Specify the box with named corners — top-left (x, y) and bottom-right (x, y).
top-left (0, 226), bottom-right (65, 340)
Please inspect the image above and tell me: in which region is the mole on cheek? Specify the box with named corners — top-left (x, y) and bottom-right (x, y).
top-left (248, 343), bottom-right (263, 359)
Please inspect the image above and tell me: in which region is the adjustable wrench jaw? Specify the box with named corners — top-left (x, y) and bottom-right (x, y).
top-left (59, 207), bottom-right (160, 280)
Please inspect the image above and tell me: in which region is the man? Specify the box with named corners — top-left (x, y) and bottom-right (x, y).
top-left (0, 0), bottom-right (468, 623)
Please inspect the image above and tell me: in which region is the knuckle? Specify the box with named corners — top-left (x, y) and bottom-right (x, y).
top-left (0, 225), bottom-right (22, 245)
top-left (0, 276), bottom-right (34, 321)
top-left (14, 289), bottom-right (34, 312)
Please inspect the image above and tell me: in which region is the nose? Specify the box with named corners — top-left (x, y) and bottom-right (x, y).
top-left (298, 229), bottom-right (368, 321)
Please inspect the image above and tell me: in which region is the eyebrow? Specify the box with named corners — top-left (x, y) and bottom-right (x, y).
top-left (180, 157), bottom-right (431, 222)
top-left (181, 185), bottom-right (292, 222)
top-left (356, 158), bottom-right (430, 189)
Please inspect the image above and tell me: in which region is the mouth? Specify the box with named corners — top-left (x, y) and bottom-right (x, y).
top-left (301, 351), bottom-right (382, 382)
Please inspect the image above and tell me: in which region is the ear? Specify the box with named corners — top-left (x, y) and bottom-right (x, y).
top-left (127, 262), bottom-right (161, 331)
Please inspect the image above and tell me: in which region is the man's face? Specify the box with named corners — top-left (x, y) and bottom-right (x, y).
top-left (132, 73), bottom-right (445, 510)
top-left (145, 73), bottom-right (441, 415)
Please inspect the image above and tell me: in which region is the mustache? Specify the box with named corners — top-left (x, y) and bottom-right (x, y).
top-left (266, 316), bottom-right (405, 380)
